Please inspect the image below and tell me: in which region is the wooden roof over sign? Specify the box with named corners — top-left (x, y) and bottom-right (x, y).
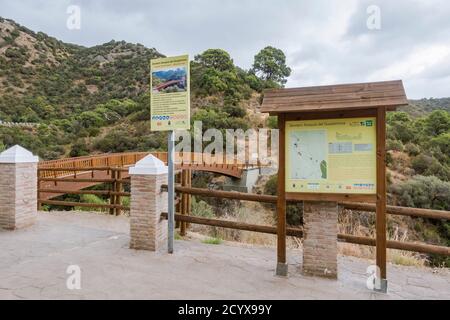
top-left (261, 80), bottom-right (408, 114)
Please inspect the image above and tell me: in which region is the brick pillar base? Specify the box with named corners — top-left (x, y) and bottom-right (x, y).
top-left (129, 155), bottom-right (168, 251)
top-left (302, 201), bottom-right (338, 279)
top-left (0, 146), bottom-right (38, 230)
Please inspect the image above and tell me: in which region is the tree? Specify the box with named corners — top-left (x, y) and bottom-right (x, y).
top-left (252, 46), bottom-right (291, 86)
top-left (424, 110), bottom-right (450, 137)
top-left (70, 139), bottom-right (89, 157)
top-left (194, 49), bottom-right (234, 71)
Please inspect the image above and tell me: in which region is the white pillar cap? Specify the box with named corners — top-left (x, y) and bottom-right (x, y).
top-left (0, 145), bottom-right (39, 163)
top-left (129, 154), bottom-right (168, 175)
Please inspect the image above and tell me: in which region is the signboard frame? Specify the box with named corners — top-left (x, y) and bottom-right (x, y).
top-left (150, 54), bottom-right (190, 131)
top-left (150, 54), bottom-right (191, 255)
top-left (283, 109), bottom-right (379, 203)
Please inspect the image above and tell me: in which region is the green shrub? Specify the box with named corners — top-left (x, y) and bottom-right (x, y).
top-left (390, 175), bottom-right (450, 211)
top-left (74, 194), bottom-right (108, 212)
top-left (386, 139), bottom-right (404, 152)
top-left (202, 237), bottom-right (222, 245)
top-left (405, 143), bottom-right (420, 156)
top-left (264, 175), bottom-right (302, 226)
top-left (191, 197), bottom-right (214, 218)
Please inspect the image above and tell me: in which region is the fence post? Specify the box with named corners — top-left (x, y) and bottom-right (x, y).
top-left (175, 171), bottom-right (181, 229)
top-left (109, 169), bottom-right (116, 215)
top-left (0, 145), bottom-right (39, 230)
top-left (116, 170), bottom-right (122, 216)
top-left (129, 155), bottom-right (168, 251)
top-left (180, 169), bottom-right (187, 236)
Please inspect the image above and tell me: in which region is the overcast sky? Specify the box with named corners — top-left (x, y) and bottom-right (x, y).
top-left (1, 0), bottom-right (449, 98)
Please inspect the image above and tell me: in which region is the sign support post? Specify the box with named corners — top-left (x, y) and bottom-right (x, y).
top-left (168, 130), bottom-right (175, 254)
top-left (150, 54), bottom-right (190, 255)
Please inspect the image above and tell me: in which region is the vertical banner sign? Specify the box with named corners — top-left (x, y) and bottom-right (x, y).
top-left (150, 55), bottom-right (190, 254)
top-left (150, 55), bottom-right (190, 131)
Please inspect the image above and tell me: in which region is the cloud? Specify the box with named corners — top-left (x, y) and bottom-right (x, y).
top-left (0, 0), bottom-right (449, 98)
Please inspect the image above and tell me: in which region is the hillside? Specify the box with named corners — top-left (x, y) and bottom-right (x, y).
top-left (401, 98), bottom-right (450, 117)
top-left (0, 17), bottom-right (276, 159)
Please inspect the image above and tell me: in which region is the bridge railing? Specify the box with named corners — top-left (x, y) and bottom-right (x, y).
top-left (38, 152), bottom-right (265, 179)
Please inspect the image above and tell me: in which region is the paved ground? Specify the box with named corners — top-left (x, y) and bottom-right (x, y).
top-left (0, 212), bottom-right (449, 300)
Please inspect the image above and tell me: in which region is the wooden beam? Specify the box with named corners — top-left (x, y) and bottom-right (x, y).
top-left (162, 185), bottom-right (278, 203)
top-left (376, 107), bottom-right (387, 280)
top-left (341, 202), bottom-right (450, 220)
top-left (38, 188), bottom-right (130, 196)
top-left (277, 114), bottom-right (287, 272)
top-left (38, 199), bottom-right (129, 210)
top-left (286, 192), bottom-right (377, 204)
top-left (338, 234), bottom-right (450, 256)
top-left (160, 212), bottom-right (303, 237)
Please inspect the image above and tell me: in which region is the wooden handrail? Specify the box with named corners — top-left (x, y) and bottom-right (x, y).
top-left (38, 152), bottom-right (261, 179)
top-left (160, 212), bottom-right (450, 256)
top-left (163, 185), bottom-right (450, 221)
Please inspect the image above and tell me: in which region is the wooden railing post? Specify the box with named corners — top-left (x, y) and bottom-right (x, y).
top-left (180, 169), bottom-right (187, 236)
top-left (109, 169), bottom-right (116, 215)
top-left (116, 169), bottom-right (122, 216)
top-left (175, 171), bottom-right (181, 229)
top-left (187, 169), bottom-right (192, 230)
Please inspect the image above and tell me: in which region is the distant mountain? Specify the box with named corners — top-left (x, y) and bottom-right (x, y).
top-left (403, 98), bottom-right (450, 117)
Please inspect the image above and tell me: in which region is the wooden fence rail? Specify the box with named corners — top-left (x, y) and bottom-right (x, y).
top-left (162, 185), bottom-right (450, 257)
top-left (38, 166), bottom-right (130, 215)
top-left (163, 185), bottom-right (450, 220)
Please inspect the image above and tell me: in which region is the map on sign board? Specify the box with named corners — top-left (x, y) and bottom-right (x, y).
top-left (150, 55), bottom-right (190, 131)
top-left (286, 117), bottom-right (377, 194)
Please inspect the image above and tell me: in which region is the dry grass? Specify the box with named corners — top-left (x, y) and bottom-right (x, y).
top-left (338, 209), bottom-right (428, 267)
top-left (189, 198), bottom-right (429, 267)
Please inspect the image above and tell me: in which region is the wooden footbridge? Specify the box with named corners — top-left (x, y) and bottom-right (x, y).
top-left (37, 151), bottom-right (259, 210)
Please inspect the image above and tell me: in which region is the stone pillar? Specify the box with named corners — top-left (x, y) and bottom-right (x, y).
top-left (129, 155), bottom-right (168, 251)
top-left (302, 201), bottom-right (338, 279)
top-left (0, 145), bottom-right (39, 230)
